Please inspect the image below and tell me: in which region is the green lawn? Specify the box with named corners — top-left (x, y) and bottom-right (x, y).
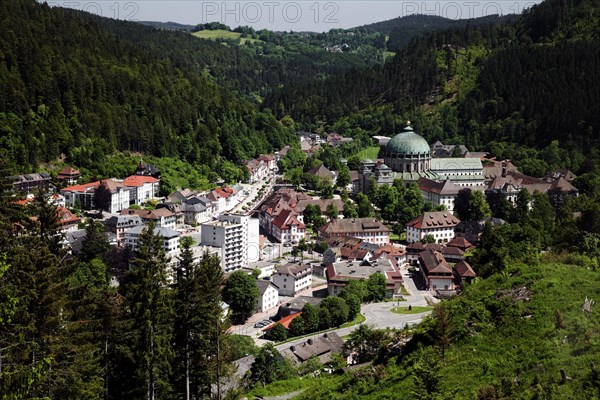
top-left (383, 51), bottom-right (396, 61)
top-left (355, 146), bottom-right (381, 160)
top-left (390, 306), bottom-right (433, 315)
top-left (340, 313), bottom-right (366, 328)
top-left (192, 29), bottom-right (261, 45)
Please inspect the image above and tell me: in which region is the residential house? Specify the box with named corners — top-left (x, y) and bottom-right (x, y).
top-left (405, 242), bottom-right (443, 265)
top-left (121, 208), bottom-right (177, 230)
top-left (453, 260), bottom-right (477, 287)
top-left (258, 189), bottom-right (311, 241)
top-left (56, 166), bottom-right (81, 185)
top-left (272, 263), bottom-right (312, 296)
top-left (56, 206), bottom-right (80, 232)
top-left (256, 280), bottom-right (279, 313)
top-left (318, 218), bottom-right (391, 245)
top-left (156, 203), bottom-right (184, 227)
top-left (418, 250), bottom-right (454, 290)
top-left (257, 154), bottom-right (277, 170)
top-left (105, 214), bottom-right (143, 246)
top-left (406, 211), bottom-right (460, 244)
top-left (446, 236), bottom-right (475, 252)
top-left (246, 158), bottom-right (269, 183)
top-left (271, 209), bottom-right (306, 244)
top-left (373, 244), bottom-right (407, 266)
top-left (321, 235), bottom-right (379, 267)
top-left (280, 333), bottom-right (344, 366)
top-left (277, 296), bottom-right (323, 318)
top-left (307, 164), bottom-right (336, 185)
top-left (180, 196), bottom-right (214, 225)
top-left (167, 188), bottom-right (196, 204)
top-left (325, 257), bottom-right (401, 297)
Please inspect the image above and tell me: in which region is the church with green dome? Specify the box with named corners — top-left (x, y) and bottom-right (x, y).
top-left (384, 123), bottom-right (433, 174)
top-left (358, 122), bottom-right (484, 193)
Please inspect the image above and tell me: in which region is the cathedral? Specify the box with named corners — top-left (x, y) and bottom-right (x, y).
top-left (359, 123), bottom-right (484, 192)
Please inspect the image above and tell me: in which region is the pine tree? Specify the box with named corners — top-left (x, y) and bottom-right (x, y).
top-left (124, 222), bottom-right (174, 400)
top-left (172, 237), bottom-right (196, 400)
top-left (191, 251), bottom-right (228, 399)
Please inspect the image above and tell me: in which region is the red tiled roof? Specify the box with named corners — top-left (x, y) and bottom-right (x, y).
top-left (62, 181), bottom-right (101, 193)
top-left (272, 209), bottom-right (305, 230)
top-left (446, 236), bottom-right (474, 250)
top-left (57, 206), bottom-right (80, 226)
top-left (122, 175), bottom-right (159, 187)
top-left (57, 166), bottom-right (80, 177)
top-left (263, 312), bottom-right (302, 331)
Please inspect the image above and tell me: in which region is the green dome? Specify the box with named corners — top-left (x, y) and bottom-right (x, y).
top-left (384, 125), bottom-right (430, 157)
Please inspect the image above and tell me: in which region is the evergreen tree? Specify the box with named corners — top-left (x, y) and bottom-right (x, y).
top-left (80, 219), bottom-right (111, 263)
top-left (190, 251), bottom-right (228, 399)
top-left (124, 222), bottom-right (174, 400)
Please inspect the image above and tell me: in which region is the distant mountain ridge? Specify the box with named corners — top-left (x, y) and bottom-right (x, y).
top-left (137, 21), bottom-right (196, 31)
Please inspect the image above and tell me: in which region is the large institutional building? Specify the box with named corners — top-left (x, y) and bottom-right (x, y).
top-left (359, 123), bottom-right (484, 193)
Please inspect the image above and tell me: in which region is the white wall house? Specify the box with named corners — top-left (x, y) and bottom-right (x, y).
top-left (406, 211), bottom-right (461, 244)
top-left (272, 263), bottom-right (312, 297)
top-left (256, 280), bottom-right (279, 312)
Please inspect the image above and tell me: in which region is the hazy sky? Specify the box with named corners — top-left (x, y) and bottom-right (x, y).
top-left (50, 1), bottom-right (541, 31)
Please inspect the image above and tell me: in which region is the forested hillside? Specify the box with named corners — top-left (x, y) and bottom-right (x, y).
top-left (0, 0), bottom-right (296, 177)
top-left (266, 0), bottom-right (600, 168)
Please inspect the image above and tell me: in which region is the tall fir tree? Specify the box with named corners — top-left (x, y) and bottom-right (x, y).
top-left (191, 251), bottom-right (229, 399)
top-left (124, 222), bottom-right (174, 400)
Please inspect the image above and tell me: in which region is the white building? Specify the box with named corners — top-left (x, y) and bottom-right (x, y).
top-left (122, 175), bottom-right (160, 205)
top-left (61, 179), bottom-right (130, 213)
top-left (430, 158), bottom-right (485, 187)
top-left (272, 263), bottom-right (312, 297)
top-left (124, 225), bottom-right (181, 260)
top-left (200, 214), bottom-right (259, 273)
top-left (406, 211), bottom-right (461, 244)
top-left (180, 196), bottom-right (214, 225)
top-left (256, 280), bottom-right (279, 312)
top-left (318, 218), bottom-right (391, 245)
top-left (271, 209), bottom-right (306, 244)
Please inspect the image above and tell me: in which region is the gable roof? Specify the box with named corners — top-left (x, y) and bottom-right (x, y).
top-left (57, 166), bottom-right (80, 176)
top-left (319, 218), bottom-right (391, 235)
top-left (407, 212), bottom-right (460, 230)
top-left (454, 260), bottom-right (477, 278)
top-left (122, 175), bottom-right (159, 187)
top-left (272, 209), bottom-right (305, 230)
top-left (417, 177), bottom-right (462, 196)
top-left (307, 164), bottom-right (334, 179)
top-left (256, 279), bottom-right (279, 295)
top-left (419, 250), bottom-right (453, 276)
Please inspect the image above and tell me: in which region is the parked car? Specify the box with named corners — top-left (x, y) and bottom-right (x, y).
top-left (253, 321), bottom-right (265, 328)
